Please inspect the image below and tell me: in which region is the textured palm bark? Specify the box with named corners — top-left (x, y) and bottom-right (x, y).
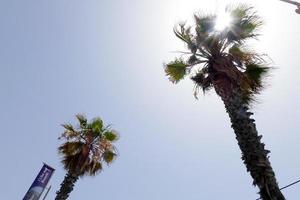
top-left (219, 86), bottom-right (285, 200)
top-left (55, 172), bottom-right (79, 200)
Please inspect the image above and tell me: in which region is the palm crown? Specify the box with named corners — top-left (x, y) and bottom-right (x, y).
top-left (165, 5), bottom-right (269, 104)
top-left (58, 114), bottom-right (118, 177)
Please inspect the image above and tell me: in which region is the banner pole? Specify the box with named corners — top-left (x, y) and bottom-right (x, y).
top-left (41, 185), bottom-right (51, 200)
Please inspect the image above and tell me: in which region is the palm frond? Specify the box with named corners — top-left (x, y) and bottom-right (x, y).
top-left (194, 14), bottom-right (216, 35)
top-left (164, 59), bottom-right (188, 83)
top-left (191, 68), bottom-right (213, 98)
top-left (91, 118), bottom-right (103, 135)
top-left (228, 44), bottom-right (256, 66)
top-left (104, 130), bottom-right (119, 141)
top-left (61, 124), bottom-right (75, 132)
top-left (87, 161), bottom-right (102, 176)
top-left (59, 124), bottom-right (80, 140)
top-left (103, 151), bottom-right (117, 164)
top-left (173, 23), bottom-right (191, 44)
top-left (76, 114), bottom-right (87, 128)
top-left (226, 5), bottom-right (263, 43)
top-left (174, 24), bottom-right (198, 54)
top-left (194, 14), bottom-right (218, 55)
top-left (245, 63), bottom-right (269, 92)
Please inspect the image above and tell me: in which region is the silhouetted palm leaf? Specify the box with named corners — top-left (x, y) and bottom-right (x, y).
top-left (165, 59), bottom-right (188, 83)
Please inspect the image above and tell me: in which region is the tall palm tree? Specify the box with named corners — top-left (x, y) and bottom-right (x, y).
top-left (55, 114), bottom-right (118, 200)
top-left (164, 5), bottom-right (285, 200)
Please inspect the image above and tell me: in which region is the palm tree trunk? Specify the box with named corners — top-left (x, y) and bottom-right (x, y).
top-left (55, 172), bottom-right (79, 200)
top-left (218, 86), bottom-right (285, 200)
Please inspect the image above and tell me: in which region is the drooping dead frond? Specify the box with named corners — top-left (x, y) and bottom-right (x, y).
top-left (58, 142), bottom-right (84, 156)
top-left (61, 152), bottom-right (81, 175)
top-left (87, 161), bottom-right (102, 176)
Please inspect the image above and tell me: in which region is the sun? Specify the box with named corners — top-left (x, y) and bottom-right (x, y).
top-left (215, 11), bottom-right (232, 31)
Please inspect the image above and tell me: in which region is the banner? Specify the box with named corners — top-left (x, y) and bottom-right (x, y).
top-left (23, 163), bottom-right (55, 200)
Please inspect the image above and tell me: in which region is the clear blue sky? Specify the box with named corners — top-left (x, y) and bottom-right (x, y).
top-left (0, 0), bottom-right (299, 199)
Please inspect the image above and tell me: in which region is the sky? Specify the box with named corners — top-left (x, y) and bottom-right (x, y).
top-left (0, 0), bottom-right (299, 199)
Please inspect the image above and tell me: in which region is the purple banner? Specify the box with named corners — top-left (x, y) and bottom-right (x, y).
top-left (23, 163), bottom-right (55, 200)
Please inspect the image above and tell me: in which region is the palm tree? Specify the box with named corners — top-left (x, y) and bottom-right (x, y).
top-left (164, 5), bottom-right (285, 200)
top-left (55, 114), bottom-right (118, 200)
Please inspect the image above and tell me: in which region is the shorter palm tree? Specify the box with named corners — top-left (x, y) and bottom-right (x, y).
top-left (55, 114), bottom-right (118, 200)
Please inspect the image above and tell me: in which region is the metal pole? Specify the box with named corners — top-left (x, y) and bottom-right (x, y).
top-left (42, 185), bottom-right (51, 200)
top-left (256, 179), bottom-right (300, 200)
top-left (279, 0), bottom-right (300, 14)
top-left (279, 0), bottom-right (300, 6)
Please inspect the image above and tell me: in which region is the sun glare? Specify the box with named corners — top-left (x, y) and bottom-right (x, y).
top-left (215, 11), bottom-right (232, 31)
